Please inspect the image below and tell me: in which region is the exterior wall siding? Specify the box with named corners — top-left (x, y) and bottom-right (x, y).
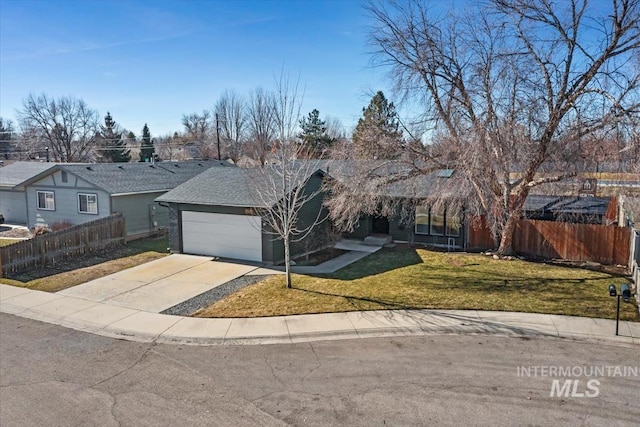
top-left (288, 173), bottom-right (330, 262)
top-left (167, 203), bottom-right (180, 253)
top-left (26, 171), bottom-right (111, 229)
top-left (112, 192), bottom-right (168, 236)
top-left (346, 216), bottom-right (371, 240)
top-left (0, 190), bottom-right (27, 224)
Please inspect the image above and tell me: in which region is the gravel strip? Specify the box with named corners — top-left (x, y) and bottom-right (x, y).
top-left (161, 274), bottom-right (271, 316)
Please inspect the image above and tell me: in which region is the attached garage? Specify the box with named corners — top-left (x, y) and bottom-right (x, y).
top-left (157, 165), bottom-right (328, 264)
top-left (181, 211), bottom-right (263, 262)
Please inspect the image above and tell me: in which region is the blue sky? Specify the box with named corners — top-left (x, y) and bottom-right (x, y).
top-left (0, 0), bottom-right (393, 137)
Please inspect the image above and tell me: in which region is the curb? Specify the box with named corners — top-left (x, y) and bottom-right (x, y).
top-left (1, 285), bottom-right (639, 347)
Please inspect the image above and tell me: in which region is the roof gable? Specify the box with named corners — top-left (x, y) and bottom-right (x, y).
top-left (19, 161), bottom-right (230, 194)
top-left (0, 161), bottom-right (56, 188)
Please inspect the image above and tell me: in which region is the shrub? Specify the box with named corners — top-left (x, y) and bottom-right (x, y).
top-left (33, 225), bottom-right (51, 236)
top-left (50, 220), bottom-right (73, 232)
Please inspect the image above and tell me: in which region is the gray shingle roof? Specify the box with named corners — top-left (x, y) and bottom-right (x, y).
top-left (325, 160), bottom-right (463, 199)
top-left (0, 161), bottom-right (56, 188)
top-left (59, 161), bottom-right (229, 194)
top-left (157, 163), bottom-right (325, 208)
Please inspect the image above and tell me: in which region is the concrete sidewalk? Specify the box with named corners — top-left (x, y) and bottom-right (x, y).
top-left (1, 284), bottom-right (638, 346)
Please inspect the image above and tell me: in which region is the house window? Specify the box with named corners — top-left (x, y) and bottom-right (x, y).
top-left (430, 206), bottom-right (445, 236)
top-left (61, 171), bottom-right (68, 183)
top-left (415, 206), bottom-right (430, 234)
top-left (37, 191), bottom-right (55, 211)
top-left (415, 205), bottom-right (461, 236)
top-left (78, 193), bottom-right (98, 214)
top-left (446, 213), bottom-right (461, 237)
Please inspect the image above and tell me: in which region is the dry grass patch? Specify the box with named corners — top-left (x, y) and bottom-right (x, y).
top-left (195, 246), bottom-right (638, 321)
top-left (1, 236), bottom-right (168, 292)
top-left (0, 238), bottom-right (22, 247)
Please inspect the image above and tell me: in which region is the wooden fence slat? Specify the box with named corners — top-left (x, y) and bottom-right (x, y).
top-left (471, 217), bottom-right (630, 265)
top-left (0, 213), bottom-right (126, 278)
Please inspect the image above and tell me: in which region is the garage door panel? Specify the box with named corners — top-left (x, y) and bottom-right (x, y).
top-left (181, 212), bottom-right (262, 262)
top-left (182, 221), bottom-right (261, 237)
top-left (182, 230), bottom-right (260, 249)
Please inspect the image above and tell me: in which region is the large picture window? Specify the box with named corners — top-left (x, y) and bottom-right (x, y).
top-left (430, 206), bottom-right (445, 236)
top-left (415, 206), bottom-right (430, 234)
top-left (78, 193), bottom-right (98, 214)
top-left (37, 191), bottom-right (55, 211)
top-left (446, 213), bottom-right (461, 237)
top-left (414, 205), bottom-right (462, 236)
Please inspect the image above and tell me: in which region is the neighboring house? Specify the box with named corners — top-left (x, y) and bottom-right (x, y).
top-left (18, 161), bottom-right (229, 238)
top-left (0, 161), bottom-right (56, 224)
top-left (156, 166), bottom-right (327, 264)
top-left (522, 195), bottom-right (616, 224)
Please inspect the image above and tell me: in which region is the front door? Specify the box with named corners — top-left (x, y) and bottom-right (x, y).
top-left (371, 216), bottom-right (389, 234)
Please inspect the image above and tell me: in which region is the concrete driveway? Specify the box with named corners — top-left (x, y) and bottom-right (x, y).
top-left (57, 254), bottom-right (264, 313)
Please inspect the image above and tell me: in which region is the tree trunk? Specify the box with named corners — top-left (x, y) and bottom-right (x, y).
top-left (284, 238), bottom-right (292, 289)
top-left (497, 214), bottom-right (518, 256)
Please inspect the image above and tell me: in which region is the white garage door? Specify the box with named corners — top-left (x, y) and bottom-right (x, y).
top-left (181, 211), bottom-right (263, 262)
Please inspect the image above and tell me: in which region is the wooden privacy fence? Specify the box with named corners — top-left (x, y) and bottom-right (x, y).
top-left (0, 213), bottom-right (126, 278)
top-left (468, 217), bottom-right (630, 265)
top-left (513, 220), bottom-right (629, 265)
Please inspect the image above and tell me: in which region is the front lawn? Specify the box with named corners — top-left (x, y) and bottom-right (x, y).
top-left (0, 238), bottom-right (22, 247)
top-left (195, 246), bottom-right (638, 321)
top-left (1, 235), bottom-right (169, 292)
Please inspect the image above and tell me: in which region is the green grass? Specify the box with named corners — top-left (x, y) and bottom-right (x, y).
top-left (195, 246), bottom-right (638, 321)
top-left (1, 235), bottom-right (169, 292)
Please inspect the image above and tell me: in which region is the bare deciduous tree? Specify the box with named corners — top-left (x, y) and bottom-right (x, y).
top-left (324, 116), bottom-right (348, 143)
top-left (182, 111), bottom-right (214, 159)
top-left (215, 90), bottom-right (247, 163)
top-left (248, 72), bottom-right (326, 289)
top-left (0, 117), bottom-right (15, 160)
top-left (247, 87), bottom-right (276, 165)
top-left (18, 93), bottom-right (100, 162)
top-left (334, 0), bottom-right (640, 255)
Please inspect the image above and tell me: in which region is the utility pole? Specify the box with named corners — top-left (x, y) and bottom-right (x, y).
top-left (216, 113), bottom-right (221, 160)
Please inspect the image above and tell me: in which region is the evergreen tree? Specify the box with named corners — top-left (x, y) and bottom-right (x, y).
top-left (298, 109), bottom-right (333, 158)
top-left (96, 112), bottom-right (130, 162)
top-left (138, 123), bottom-right (155, 162)
top-left (352, 91), bottom-right (403, 159)
top-left (127, 131), bottom-right (136, 143)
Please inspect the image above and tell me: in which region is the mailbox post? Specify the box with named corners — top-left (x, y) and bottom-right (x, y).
top-left (608, 284), bottom-right (633, 336)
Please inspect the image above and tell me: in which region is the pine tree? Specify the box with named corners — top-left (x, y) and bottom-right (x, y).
top-left (352, 91), bottom-right (403, 159)
top-left (96, 112), bottom-right (130, 162)
top-left (298, 109), bottom-right (333, 158)
top-left (139, 123), bottom-right (155, 162)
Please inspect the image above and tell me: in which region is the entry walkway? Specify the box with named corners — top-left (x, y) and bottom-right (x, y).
top-left (1, 284), bottom-right (638, 346)
top-left (288, 239), bottom-right (383, 274)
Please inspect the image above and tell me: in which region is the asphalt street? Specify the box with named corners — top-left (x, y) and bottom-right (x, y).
top-left (1, 313), bottom-right (638, 426)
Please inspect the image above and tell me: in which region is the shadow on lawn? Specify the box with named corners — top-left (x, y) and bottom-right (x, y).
top-left (292, 286), bottom-right (424, 310)
top-left (313, 246), bottom-right (425, 281)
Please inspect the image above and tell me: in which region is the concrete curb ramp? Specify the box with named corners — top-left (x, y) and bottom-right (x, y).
top-left (1, 284), bottom-right (638, 346)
